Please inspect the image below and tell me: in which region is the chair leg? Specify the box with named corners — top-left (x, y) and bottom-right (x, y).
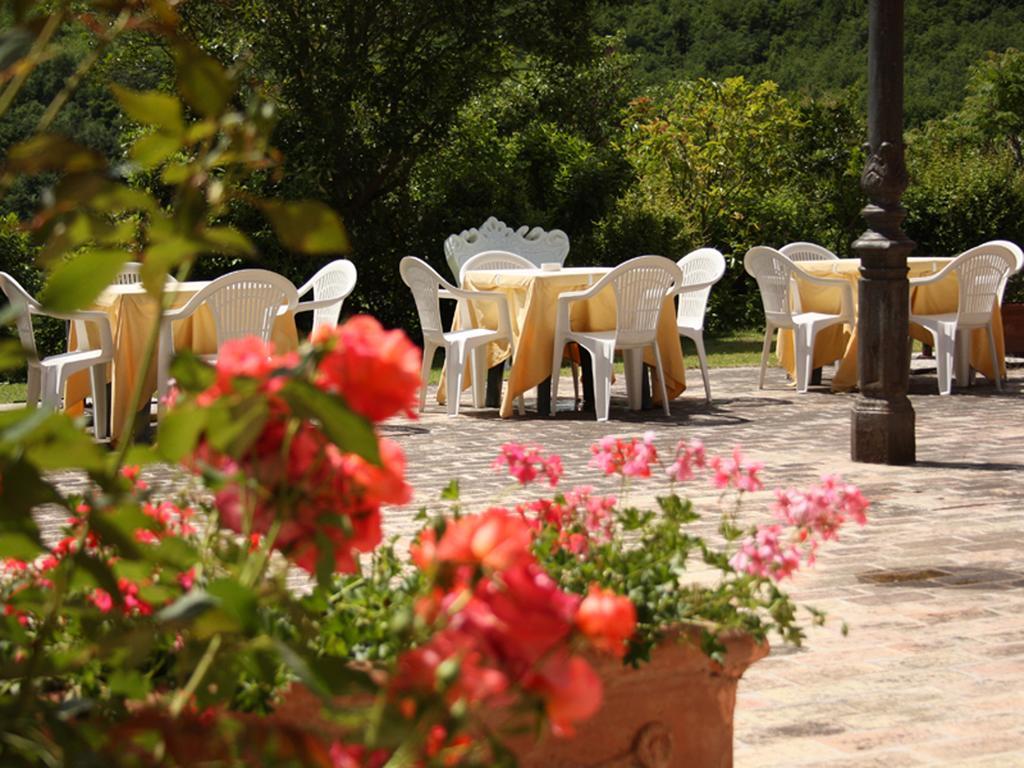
top-left (987, 324), bottom-right (1001, 391)
top-left (693, 333), bottom-right (711, 403)
top-left (550, 337), bottom-right (565, 416)
top-left (758, 325), bottom-right (774, 389)
top-left (446, 340), bottom-right (466, 416)
top-left (623, 348), bottom-right (644, 411)
top-left (935, 331), bottom-right (953, 396)
top-left (40, 368), bottom-right (59, 408)
top-left (954, 331), bottom-right (971, 387)
top-left (470, 347), bottom-right (487, 408)
top-left (419, 343), bottom-right (435, 412)
top-left (591, 341), bottom-right (615, 422)
top-left (570, 349), bottom-right (580, 404)
top-left (26, 366), bottom-right (41, 407)
top-left (88, 364), bottom-right (109, 440)
top-left (652, 341), bottom-right (670, 417)
top-left (794, 327), bottom-right (811, 393)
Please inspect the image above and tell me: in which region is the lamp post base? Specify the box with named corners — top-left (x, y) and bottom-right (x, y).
top-left (851, 394), bottom-right (916, 464)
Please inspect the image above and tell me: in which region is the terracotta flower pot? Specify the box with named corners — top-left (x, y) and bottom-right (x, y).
top-left (509, 626), bottom-right (768, 768)
top-left (1002, 303), bottom-right (1024, 357)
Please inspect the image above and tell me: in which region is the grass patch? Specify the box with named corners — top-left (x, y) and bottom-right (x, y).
top-left (0, 382), bottom-right (27, 405)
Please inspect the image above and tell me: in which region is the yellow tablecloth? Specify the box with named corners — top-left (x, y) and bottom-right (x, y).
top-left (65, 282), bottom-right (298, 442)
top-left (455, 267), bottom-right (686, 417)
top-left (778, 257), bottom-right (1006, 391)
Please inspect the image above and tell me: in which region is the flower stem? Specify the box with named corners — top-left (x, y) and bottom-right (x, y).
top-left (169, 633), bottom-right (222, 717)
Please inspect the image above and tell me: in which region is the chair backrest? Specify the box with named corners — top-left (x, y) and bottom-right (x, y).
top-left (950, 244), bottom-right (1018, 327)
top-left (675, 248), bottom-right (726, 330)
top-left (744, 246), bottom-right (800, 328)
top-left (780, 242), bottom-right (840, 261)
top-left (301, 259), bottom-right (357, 330)
top-left (458, 249), bottom-right (535, 286)
top-left (400, 257), bottom-right (452, 343)
top-left (444, 216), bottom-right (569, 280)
top-left (193, 269), bottom-right (299, 345)
top-left (605, 256), bottom-right (681, 347)
top-left (114, 262), bottom-right (143, 284)
top-left (977, 239), bottom-right (1024, 303)
top-left (0, 272), bottom-right (40, 360)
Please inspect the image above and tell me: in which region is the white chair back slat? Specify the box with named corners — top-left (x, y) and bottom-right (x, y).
top-left (458, 250), bottom-right (535, 286)
top-left (953, 247), bottom-right (1016, 327)
top-left (114, 262), bottom-right (143, 285)
top-left (0, 272), bottom-right (42, 360)
top-left (745, 247), bottom-right (797, 327)
top-left (301, 259), bottom-right (357, 330)
top-left (780, 242), bottom-right (840, 262)
top-left (611, 256), bottom-right (680, 347)
top-left (676, 248), bottom-right (726, 330)
top-left (445, 217), bottom-right (569, 280)
top-left (400, 258), bottom-right (448, 341)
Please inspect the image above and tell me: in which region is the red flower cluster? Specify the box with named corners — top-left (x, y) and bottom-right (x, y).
top-left (400, 509), bottom-right (636, 738)
top-left (516, 486), bottom-right (617, 555)
top-left (183, 317), bottom-right (420, 575)
top-left (492, 442), bottom-right (564, 487)
top-left (589, 432), bottom-right (659, 478)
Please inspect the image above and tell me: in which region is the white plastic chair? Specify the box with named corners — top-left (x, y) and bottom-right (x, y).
top-left (743, 246), bottom-right (853, 393)
top-left (156, 269), bottom-right (299, 410)
top-left (400, 256), bottom-right (522, 416)
top-left (675, 248), bottom-right (726, 403)
top-left (294, 259), bottom-right (357, 332)
top-left (986, 239), bottom-right (1024, 304)
top-left (550, 255), bottom-right (681, 421)
top-left (909, 243), bottom-right (1018, 395)
top-left (0, 272), bottom-right (114, 439)
top-left (779, 242), bottom-right (840, 262)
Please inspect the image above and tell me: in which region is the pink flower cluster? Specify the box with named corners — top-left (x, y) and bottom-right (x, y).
top-left (517, 486), bottom-right (617, 555)
top-left (493, 442), bottom-right (563, 486)
top-left (666, 438), bottom-right (706, 482)
top-left (589, 432), bottom-right (658, 477)
top-left (730, 475), bottom-right (869, 580)
top-left (709, 448), bottom-right (764, 492)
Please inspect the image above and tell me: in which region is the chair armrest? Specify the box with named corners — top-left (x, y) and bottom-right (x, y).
top-left (909, 262), bottom-right (957, 287)
top-left (675, 279), bottom-right (719, 295)
top-left (56, 310), bottom-right (114, 355)
top-left (294, 297), bottom-right (344, 315)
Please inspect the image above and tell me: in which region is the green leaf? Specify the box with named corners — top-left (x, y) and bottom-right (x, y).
top-left (0, 27), bottom-right (32, 71)
top-left (260, 200), bottom-right (350, 255)
top-left (0, 531), bottom-right (44, 560)
top-left (440, 479), bottom-right (460, 501)
top-left (169, 351), bottom-right (216, 392)
top-left (6, 134), bottom-right (106, 174)
top-left (157, 589), bottom-right (217, 624)
top-left (22, 413), bottom-right (108, 472)
top-left (0, 339), bottom-right (25, 371)
top-left (129, 132), bottom-right (182, 169)
top-left (0, 460), bottom-right (57, 533)
top-left (155, 402), bottom-right (208, 462)
top-left (206, 579), bottom-right (258, 634)
top-left (109, 669), bottom-right (151, 700)
top-left (201, 226), bottom-right (256, 256)
top-left (173, 43), bottom-right (233, 118)
top-left (88, 504), bottom-right (154, 561)
top-left (40, 248), bottom-right (129, 312)
top-left (111, 85), bottom-right (184, 133)
top-left (205, 393), bottom-right (269, 458)
top-left (279, 379), bottom-right (380, 464)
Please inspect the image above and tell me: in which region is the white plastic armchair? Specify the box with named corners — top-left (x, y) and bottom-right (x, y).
top-left (156, 269), bottom-right (299, 411)
top-left (294, 259), bottom-right (357, 332)
top-left (458, 249), bottom-right (535, 285)
top-left (675, 248), bottom-right (726, 403)
top-left (115, 262), bottom-right (143, 284)
top-left (908, 242), bottom-right (1017, 394)
top-left (743, 246), bottom-right (853, 393)
top-left (550, 255), bottom-right (681, 421)
top-left (444, 217), bottom-right (570, 281)
top-left (0, 272), bottom-right (114, 439)
top-left (984, 239), bottom-right (1024, 304)
top-left (400, 256), bottom-right (522, 416)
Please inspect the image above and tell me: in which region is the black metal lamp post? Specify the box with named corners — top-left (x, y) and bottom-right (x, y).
top-left (851, 0), bottom-right (916, 464)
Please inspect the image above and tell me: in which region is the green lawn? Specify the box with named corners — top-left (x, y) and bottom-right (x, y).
top-left (0, 382), bottom-right (26, 405)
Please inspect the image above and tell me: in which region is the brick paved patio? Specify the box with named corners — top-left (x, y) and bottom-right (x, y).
top-left (388, 362), bottom-right (1024, 768)
top-left (41, 359), bottom-right (1024, 766)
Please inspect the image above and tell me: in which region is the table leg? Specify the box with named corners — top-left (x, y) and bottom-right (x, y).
top-left (811, 367), bottom-right (823, 386)
top-left (579, 353), bottom-right (595, 413)
top-left (537, 378), bottom-right (551, 416)
top-left (485, 364), bottom-right (504, 408)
